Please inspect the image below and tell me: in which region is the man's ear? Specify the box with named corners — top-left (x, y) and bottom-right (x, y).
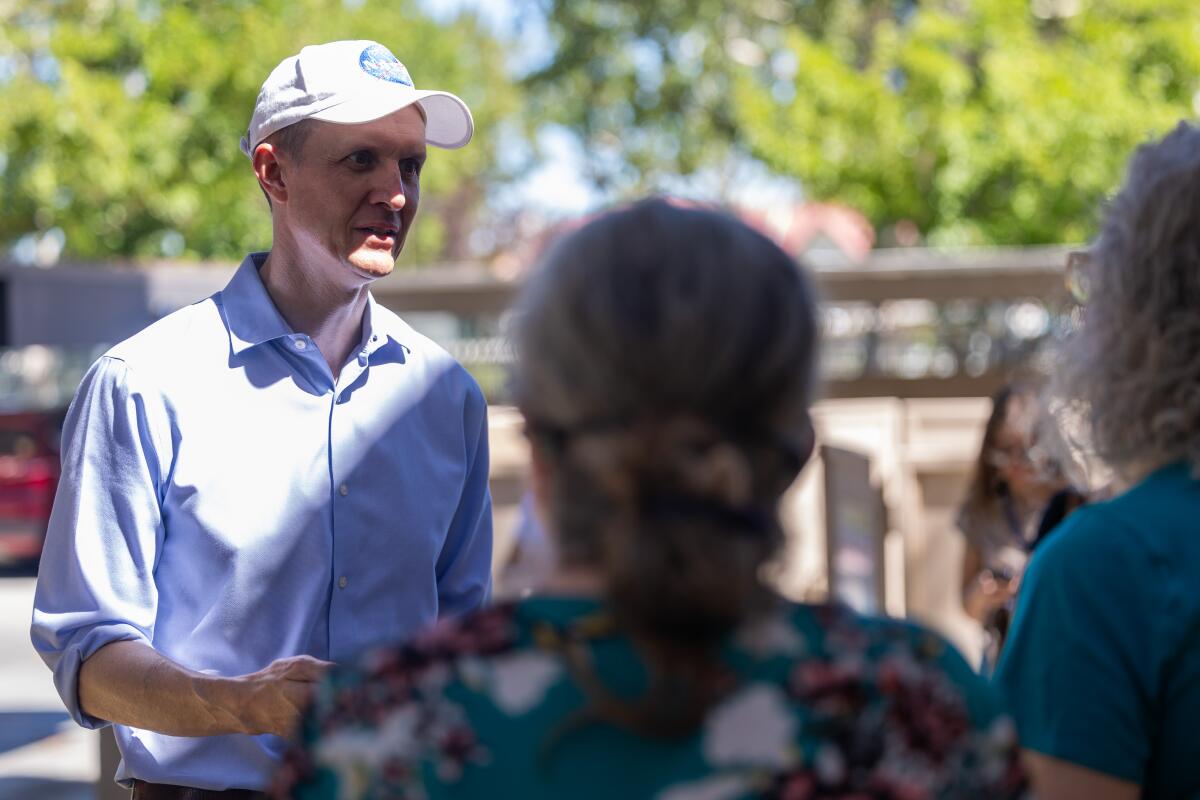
top-left (253, 143), bottom-right (288, 206)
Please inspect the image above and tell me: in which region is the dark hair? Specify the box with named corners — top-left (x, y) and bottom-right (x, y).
top-left (959, 381), bottom-right (1068, 534)
top-left (511, 198), bottom-right (819, 736)
top-left (964, 384), bottom-right (1026, 515)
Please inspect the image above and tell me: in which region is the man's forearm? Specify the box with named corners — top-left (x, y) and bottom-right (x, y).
top-left (78, 640), bottom-right (328, 738)
top-left (78, 640), bottom-right (253, 737)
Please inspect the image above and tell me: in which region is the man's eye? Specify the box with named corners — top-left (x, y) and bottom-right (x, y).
top-left (401, 158), bottom-right (422, 177)
top-left (347, 151), bottom-right (375, 168)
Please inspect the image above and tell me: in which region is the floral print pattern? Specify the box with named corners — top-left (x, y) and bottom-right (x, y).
top-left (274, 600), bottom-right (1028, 799)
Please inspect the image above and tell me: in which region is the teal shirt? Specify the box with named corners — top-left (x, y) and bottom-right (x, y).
top-left (276, 598), bottom-right (1026, 798)
top-left (995, 462), bottom-right (1200, 797)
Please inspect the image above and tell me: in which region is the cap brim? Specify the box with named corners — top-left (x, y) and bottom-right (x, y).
top-left (309, 89), bottom-right (473, 149)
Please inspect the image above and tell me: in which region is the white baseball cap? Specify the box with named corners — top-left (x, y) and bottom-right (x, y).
top-left (240, 40), bottom-right (474, 158)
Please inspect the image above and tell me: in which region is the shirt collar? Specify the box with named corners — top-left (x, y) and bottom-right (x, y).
top-left (361, 291), bottom-right (412, 364)
top-left (221, 253), bottom-right (297, 355)
top-left (221, 252), bottom-right (409, 360)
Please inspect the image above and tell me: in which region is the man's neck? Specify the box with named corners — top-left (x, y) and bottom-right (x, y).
top-left (259, 249), bottom-right (371, 381)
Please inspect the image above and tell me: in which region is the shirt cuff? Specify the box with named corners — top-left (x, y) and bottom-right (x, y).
top-left (50, 623), bottom-right (150, 729)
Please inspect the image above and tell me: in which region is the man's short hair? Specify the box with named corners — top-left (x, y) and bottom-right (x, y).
top-left (266, 120), bottom-right (315, 160)
top-left (258, 120), bottom-right (315, 208)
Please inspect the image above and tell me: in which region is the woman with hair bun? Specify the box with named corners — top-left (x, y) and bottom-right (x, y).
top-left (995, 123), bottom-right (1200, 800)
top-left (275, 199), bottom-right (1027, 799)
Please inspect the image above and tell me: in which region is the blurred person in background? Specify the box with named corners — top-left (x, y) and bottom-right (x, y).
top-left (30, 40), bottom-right (491, 798)
top-left (275, 199), bottom-right (1027, 799)
top-left (957, 382), bottom-right (1085, 672)
top-left (995, 122), bottom-right (1200, 799)
top-left (494, 491), bottom-right (556, 598)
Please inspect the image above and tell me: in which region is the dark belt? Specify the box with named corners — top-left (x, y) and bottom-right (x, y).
top-left (131, 780), bottom-right (268, 800)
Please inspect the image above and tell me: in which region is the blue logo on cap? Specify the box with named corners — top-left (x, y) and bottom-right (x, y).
top-left (359, 44), bottom-right (413, 86)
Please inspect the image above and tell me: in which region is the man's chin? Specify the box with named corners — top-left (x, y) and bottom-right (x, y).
top-left (347, 251), bottom-right (397, 280)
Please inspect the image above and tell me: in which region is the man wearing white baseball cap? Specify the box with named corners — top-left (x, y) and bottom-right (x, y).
top-left (32, 40), bottom-right (492, 798)
top-left (240, 40), bottom-right (473, 154)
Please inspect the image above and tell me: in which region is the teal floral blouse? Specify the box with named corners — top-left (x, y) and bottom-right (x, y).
top-left (274, 598), bottom-right (1027, 799)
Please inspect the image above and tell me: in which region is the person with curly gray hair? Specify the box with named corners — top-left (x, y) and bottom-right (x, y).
top-left (995, 122), bottom-right (1200, 800)
top-left (275, 199), bottom-right (1028, 798)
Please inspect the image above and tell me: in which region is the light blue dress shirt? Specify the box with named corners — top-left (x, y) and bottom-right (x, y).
top-left (30, 253), bottom-right (493, 790)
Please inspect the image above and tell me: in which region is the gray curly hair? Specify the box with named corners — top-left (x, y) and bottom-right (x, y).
top-left (1049, 122), bottom-right (1200, 479)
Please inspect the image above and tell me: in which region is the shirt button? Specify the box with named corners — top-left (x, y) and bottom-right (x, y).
top-left (293, 338), bottom-right (307, 350)
top-left (338, 575), bottom-right (348, 589)
top-left (338, 483), bottom-right (349, 497)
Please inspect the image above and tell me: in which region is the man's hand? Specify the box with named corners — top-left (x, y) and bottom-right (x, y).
top-left (233, 655), bottom-right (334, 738)
top-left (80, 641), bottom-right (333, 739)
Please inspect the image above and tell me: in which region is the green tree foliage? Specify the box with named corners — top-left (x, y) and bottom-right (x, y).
top-left (0, 0), bottom-right (520, 263)
top-left (527, 0), bottom-right (1200, 245)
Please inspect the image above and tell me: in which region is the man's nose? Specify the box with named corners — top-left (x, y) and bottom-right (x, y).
top-left (383, 190), bottom-right (406, 211)
top-left (375, 167), bottom-right (407, 210)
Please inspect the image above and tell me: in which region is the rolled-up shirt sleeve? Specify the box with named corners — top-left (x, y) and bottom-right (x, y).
top-left (30, 355), bottom-right (169, 729)
top-left (435, 380), bottom-right (493, 618)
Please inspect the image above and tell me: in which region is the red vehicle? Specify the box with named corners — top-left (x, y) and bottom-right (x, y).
top-left (0, 409), bottom-right (66, 564)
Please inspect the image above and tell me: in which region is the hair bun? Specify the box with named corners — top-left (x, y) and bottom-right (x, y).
top-left (650, 419), bottom-right (754, 509)
top-left (563, 416), bottom-right (757, 513)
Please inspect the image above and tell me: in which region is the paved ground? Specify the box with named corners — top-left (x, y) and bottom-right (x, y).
top-left (0, 568), bottom-right (99, 799)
